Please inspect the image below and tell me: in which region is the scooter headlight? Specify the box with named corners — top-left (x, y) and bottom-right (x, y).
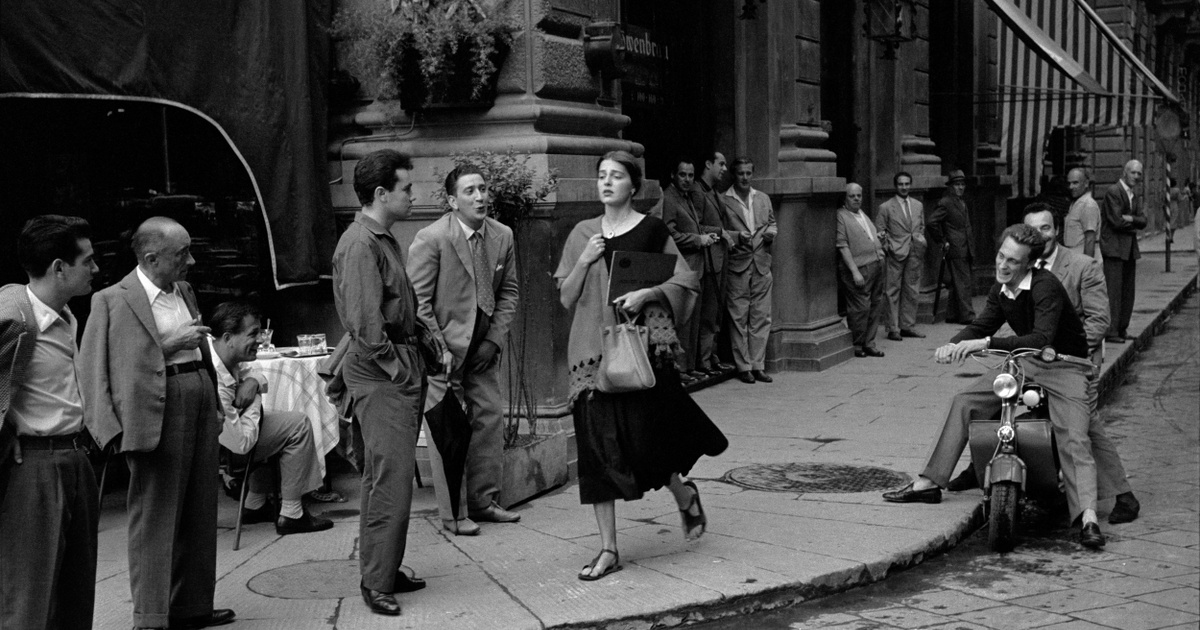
top-left (992, 373), bottom-right (1019, 399)
top-left (997, 424), bottom-right (1016, 443)
top-left (1022, 388), bottom-right (1042, 407)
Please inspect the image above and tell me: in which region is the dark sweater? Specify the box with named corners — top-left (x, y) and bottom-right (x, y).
top-left (950, 269), bottom-right (1088, 359)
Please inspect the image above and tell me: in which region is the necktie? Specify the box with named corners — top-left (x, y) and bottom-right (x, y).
top-left (470, 232), bottom-right (495, 316)
top-left (902, 198), bottom-right (910, 224)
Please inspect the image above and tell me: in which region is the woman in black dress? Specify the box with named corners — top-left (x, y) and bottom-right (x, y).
top-left (555, 151), bottom-right (728, 581)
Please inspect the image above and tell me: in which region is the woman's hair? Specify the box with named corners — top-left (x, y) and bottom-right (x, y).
top-left (596, 150), bottom-right (643, 195)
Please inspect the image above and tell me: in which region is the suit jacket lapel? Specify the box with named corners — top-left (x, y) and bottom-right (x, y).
top-left (448, 215), bottom-right (477, 283)
top-left (119, 269), bottom-right (162, 344)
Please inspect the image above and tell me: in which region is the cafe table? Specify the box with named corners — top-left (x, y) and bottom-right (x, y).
top-left (250, 347), bottom-right (342, 477)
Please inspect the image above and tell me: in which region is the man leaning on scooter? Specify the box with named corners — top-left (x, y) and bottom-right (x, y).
top-left (883, 223), bottom-right (1108, 549)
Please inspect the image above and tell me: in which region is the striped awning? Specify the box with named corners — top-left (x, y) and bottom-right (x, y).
top-left (993, 0), bottom-right (1178, 197)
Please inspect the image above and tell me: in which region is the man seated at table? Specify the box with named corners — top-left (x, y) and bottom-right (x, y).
top-left (208, 300), bottom-right (333, 535)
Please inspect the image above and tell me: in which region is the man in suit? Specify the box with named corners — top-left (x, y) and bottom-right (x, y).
top-left (1099, 159), bottom-right (1147, 343)
top-left (722, 157), bottom-right (777, 384)
top-left (651, 158), bottom-right (724, 381)
top-left (206, 301), bottom-right (333, 536)
top-left (927, 170), bottom-right (976, 324)
top-left (1, 215), bottom-right (99, 630)
top-left (408, 165), bottom-right (521, 536)
top-left (875, 171), bottom-right (927, 341)
top-left (80, 216), bottom-right (235, 629)
top-left (695, 151), bottom-right (735, 373)
top-left (836, 183), bottom-right (886, 358)
top-left (885, 224), bottom-right (1107, 549)
top-left (333, 149), bottom-right (430, 616)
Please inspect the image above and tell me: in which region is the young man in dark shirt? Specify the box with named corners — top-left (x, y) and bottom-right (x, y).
top-left (883, 224), bottom-right (1107, 549)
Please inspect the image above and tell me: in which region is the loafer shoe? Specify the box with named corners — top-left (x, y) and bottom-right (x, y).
top-left (361, 584), bottom-right (401, 616)
top-left (469, 502), bottom-right (521, 523)
top-left (882, 483), bottom-right (942, 504)
top-left (887, 331), bottom-right (903, 341)
top-left (169, 608), bottom-right (236, 629)
top-left (946, 466), bottom-right (980, 492)
top-left (394, 568), bottom-right (426, 593)
top-left (854, 348), bottom-right (867, 358)
top-left (240, 503), bottom-right (277, 525)
top-left (900, 329), bottom-right (926, 338)
top-left (714, 362), bottom-right (735, 371)
top-left (736, 371), bottom-right (756, 384)
top-left (1080, 522), bottom-right (1106, 549)
top-left (1109, 492), bottom-right (1140, 524)
top-left (276, 510), bottom-right (334, 536)
top-left (751, 370), bottom-right (773, 383)
top-left (442, 518), bottom-right (481, 535)
top-left (861, 347), bottom-right (885, 358)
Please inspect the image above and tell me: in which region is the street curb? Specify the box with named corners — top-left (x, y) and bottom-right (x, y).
top-left (1098, 272), bottom-right (1198, 406)
top-left (552, 504), bottom-right (988, 630)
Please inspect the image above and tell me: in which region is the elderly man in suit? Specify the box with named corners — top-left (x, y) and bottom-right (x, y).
top-left (409, 165), bottom-right (521, 536)
top-left (875, 171), bottom-right (927, 341)
top-left (927, 170), bottom-right (976, 324)
top-left (722, 157), bottom-right (777, 384)
top-left (80, 216), bottom-right (235, 630)
top-left (0, 216), bottom-right (99, 630)
top-left (836, 183), bottom-right (886, 358)
top-left (1099, 159), bottom-right (1147, 343)
top-left (651, 158), bottom-right (725, 381)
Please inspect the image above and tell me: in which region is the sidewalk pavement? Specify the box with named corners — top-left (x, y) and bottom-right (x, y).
top-left (91, 231), bottom-right (1197, 630)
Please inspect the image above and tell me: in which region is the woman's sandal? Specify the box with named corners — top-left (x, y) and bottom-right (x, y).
top-left (578, 549), bottom-right (622, 581)
top-left (680, 480), bottom-right (707, 541)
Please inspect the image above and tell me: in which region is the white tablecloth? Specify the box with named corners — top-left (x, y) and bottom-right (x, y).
top-left (250, 353), bottom-right (342, 477)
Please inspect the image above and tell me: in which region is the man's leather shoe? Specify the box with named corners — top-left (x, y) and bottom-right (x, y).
top-left (169, 609), bottom-right (236, 629)
top-left (1080, 522), bottom-right (1106, 549)
top-left (1109, 492), bottom-right (1140, 524)
top-left (394, 568), bottom-right (427, 593)
top-left (854, 349), bottom-right (867, 358)
top-left (361, 584), bottom-right (401, 616)
top-left (751, 370), bottom-right (773, 383)
top-left (1105, 335), bottom-right (1127, 344)
top-left (736, 371), bottom-right (756, 383)
top-left (276, 510), bottom-right (334, 536)
top-left (887, 331), bottom-right (903, 341)
top-left (946, 467), bottom-right (980, 492)
top-left (240, 503), bottom-right (277, 525)
top-left (861, 347), bottom-right (885, 358)
top-left (687, 370), bottom-right (709, 380)
top-left (713, 362), bottom-right (735, 371)
top-left (442, 518), bottom-right (481, 535)
top-left (900, 329), bottom-right (926, 338)
top-left (469, 501), bottom-right (521, 523)
top-left (882, 483), bottom-right (942, 504)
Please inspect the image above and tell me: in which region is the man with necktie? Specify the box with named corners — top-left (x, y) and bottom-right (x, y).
top-left (1098, 160), bottom-right (1147, 343)
top-left (927, 170), bottom-right (977, 324)
top-left (875, 171), bottom-right (927, 341)
top-left (409, 165), bottom-right (522, 536)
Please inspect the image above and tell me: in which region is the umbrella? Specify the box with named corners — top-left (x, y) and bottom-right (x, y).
top-left (424, 387), bottom-right (472, 521)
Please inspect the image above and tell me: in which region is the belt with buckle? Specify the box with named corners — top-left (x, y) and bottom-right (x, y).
top-left (165, 361), bottom-right (205, 377)
top-left (19, 431), bottom-right (90, 451)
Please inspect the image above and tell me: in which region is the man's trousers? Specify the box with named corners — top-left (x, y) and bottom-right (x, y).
top-left (838, 260), bottom-right (883, 350)
top-left (921, 361), bottom-right (1097, 521)
top-left (1103, 257), bottom-right (1137, 336)
top-left (726, 266), bottom-right (773, 372)
top-left (0, 443), bottom-right (98, 630)
top-left (884, 252), bottom-right (923, 333)
top-left (249, 411), bottom-right (324, 501)
top-left (945, 257), bottom-right (976, 322)
top-left (125, 370), bottom-right (219, 628)
top-left (344, 345), bottom-right (423, 594)
top-left (697, 267), bottom-right (725, 370)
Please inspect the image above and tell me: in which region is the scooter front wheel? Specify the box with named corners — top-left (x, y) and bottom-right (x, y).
top-left (988, 481), bottom-right (1021, 552)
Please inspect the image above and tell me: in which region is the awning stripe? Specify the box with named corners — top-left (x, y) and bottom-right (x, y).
top-left (996, 0), bottom-right (1167, 197)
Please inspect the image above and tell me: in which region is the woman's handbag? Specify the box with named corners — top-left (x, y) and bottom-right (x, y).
top-left (597, 308), bottom-right (656, 393)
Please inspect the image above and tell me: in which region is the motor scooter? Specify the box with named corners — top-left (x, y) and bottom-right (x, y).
top-left (966, 346), bottom-right (1095, 552)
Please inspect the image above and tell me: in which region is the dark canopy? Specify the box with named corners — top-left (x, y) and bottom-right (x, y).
top-left (1, 0), bottom-right (335, 287)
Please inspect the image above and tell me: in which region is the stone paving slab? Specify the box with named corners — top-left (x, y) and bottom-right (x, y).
top-left (86, 236), bottom-right (1196, 629)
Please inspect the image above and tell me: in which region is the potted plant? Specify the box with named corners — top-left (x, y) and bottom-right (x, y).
top-left (433, 149), bottom-right (565, 505)
top-left (331, 0), bottom-right (512, 112)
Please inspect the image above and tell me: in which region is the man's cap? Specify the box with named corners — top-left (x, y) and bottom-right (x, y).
top-left (947, 169), bottom-right (966, 184)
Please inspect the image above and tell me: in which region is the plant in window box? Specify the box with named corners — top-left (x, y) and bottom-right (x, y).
top-left (331, 0), bottom-right (512, 113)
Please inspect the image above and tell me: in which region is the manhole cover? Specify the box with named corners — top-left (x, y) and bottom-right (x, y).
top-left (723, 463), bottom-right (910, 493)
top-left (248, 559), bottom-right (360, 599)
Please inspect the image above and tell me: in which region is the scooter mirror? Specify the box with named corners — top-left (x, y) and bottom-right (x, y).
top-left (1039, 346), bottom-right (1058, 362)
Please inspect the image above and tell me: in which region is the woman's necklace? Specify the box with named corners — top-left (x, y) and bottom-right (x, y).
top-left (602, 211), bottom-right (635, 238)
